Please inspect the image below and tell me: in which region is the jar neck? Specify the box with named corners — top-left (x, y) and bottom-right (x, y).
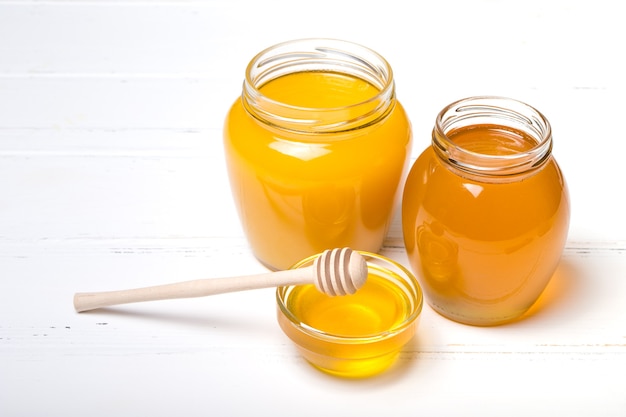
top-left (432, 96), bottom-right (553, 182)
top-left (241, 38), bottom-right (395, 134)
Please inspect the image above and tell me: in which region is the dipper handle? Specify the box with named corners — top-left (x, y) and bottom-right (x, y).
top-left (73, 248), bottom-right (367, 313)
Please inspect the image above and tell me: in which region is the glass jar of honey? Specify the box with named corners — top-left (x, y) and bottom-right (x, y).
top-left (402, 96), bottom-right (570, 326)
top-left (224, 39), bottom-right (412, 270)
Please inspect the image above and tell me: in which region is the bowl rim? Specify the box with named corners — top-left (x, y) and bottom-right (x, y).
top-left (276, 250), bottom-right (424, 343)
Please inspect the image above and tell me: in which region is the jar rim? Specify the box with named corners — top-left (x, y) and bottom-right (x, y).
top-left (242, 38), bottom-right (396, 133)
top-left (433, 96), bottom-right (553, 180)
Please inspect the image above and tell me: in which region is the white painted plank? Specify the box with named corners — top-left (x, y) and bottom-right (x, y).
top-left (0, 245), bottom-right (624, 416)
top-left (1, 125), bottom-right (625, 243)
top-left (0, 1), bottom-right (624, 90)
top-left (0, 130), bottom-right (245, 244)
top-left (0, 77), bottom-right (234, 130)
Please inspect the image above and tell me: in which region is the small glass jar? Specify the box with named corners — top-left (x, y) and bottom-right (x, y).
top-left (224, 39), bottom-right (412, 270)
top-left (402, 96), bottom-right (570, 326)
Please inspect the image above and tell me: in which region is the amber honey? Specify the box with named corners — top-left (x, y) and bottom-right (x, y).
top-left (224, 39), bottom-right (412, 270)
top-left (402, 97), bottom-right (570, 326)
top-left (276, 252), bottom-right (422, 378)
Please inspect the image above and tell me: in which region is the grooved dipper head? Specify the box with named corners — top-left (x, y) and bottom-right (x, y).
top-left (313, 248), bottom-right (368, 296)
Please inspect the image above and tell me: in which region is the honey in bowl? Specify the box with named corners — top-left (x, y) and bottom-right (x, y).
top-left (276, 251), bottom-right (423, 378)
top-left (402, 96), bottom-right (570, 326)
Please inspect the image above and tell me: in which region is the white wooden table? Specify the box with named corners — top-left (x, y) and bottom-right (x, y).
top-left (1, 1), bottom-right (624, 415)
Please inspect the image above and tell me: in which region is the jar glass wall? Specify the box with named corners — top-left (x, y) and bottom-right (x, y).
top-left (402, 96), bottom-right (570, 326)
top-left (224, 39), bottom-right (412, 270)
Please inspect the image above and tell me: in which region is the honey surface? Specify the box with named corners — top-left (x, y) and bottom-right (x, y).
top-left (403, 124), bottom-right (570, 325)
top-left (260, 71), bottom-right (378, 108)
top-left (224, 71), bottom-right (411, 270)
top-left (449, 124), bottom-right (538, 155)
top-left (286, 272), bottom-right (410, 337)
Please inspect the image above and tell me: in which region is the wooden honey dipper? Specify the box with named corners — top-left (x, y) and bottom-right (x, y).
top-left (73, 247), bottom-right (368, 313)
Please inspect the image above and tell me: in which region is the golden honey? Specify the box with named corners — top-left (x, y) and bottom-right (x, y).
top-left (276, 252), bottom-right (422, 378)
top-left (223, 39), bottom-right (412, 270)
top-left (402, 97), bottom-right (570, 326)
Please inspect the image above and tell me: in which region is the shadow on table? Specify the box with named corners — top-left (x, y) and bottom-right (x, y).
top-left (518, 256), bottom-right (584, 323)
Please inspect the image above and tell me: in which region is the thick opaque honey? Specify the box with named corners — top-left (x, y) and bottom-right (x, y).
top-left (276, 253), bottom-right (422, 378)
top-left (402, 97), bottom-right (570, 326)
top-left (287, 271), bottom-right (410, 337)
top-left (224, 40), bottom-right (411, 270)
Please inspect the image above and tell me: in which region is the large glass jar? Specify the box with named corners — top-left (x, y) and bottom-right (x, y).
top-left (224, 39), bottom-right (412, 270)
top-left (402, 96), bottom-right (570, 326)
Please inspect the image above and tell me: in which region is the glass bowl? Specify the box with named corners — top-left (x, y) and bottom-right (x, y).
top-left (276, 251), bottom-right (423, 378)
